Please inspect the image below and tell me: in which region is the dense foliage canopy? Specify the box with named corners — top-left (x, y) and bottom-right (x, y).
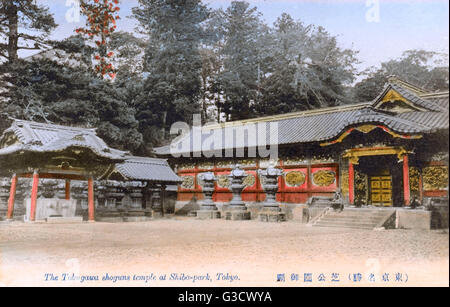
top-left (0, 0), bottom-right (448, 154)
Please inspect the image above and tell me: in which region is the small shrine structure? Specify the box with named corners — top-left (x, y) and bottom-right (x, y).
top-left (0, 119), bottom-right (180, 222)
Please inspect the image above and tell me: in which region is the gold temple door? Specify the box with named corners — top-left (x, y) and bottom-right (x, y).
top-left (370, 175), bottom-right (393, 206)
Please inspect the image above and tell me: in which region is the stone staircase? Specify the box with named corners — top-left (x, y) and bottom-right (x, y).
top-left (312, 208), bottom-right (395, 230)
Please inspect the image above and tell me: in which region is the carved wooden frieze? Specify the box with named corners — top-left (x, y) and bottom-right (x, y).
top-left (283, 157), bottom-right (308, 166)
top-left (311, 155), bottom-right (335, 164)
top-left (239, 159), bottom-right (257, 168)
top-left (178, 163), bottom-right (196, 171)
top-left (216, 161), bottom-right (235, 169)
top-left (409, 167), bottom-right (420, 193)
top-left (243, 174), bottom-right (256, 187)
top-left (197, 162), bottom-right (214, 170)
top-left (284, 171), bottom-right (306, 187)
top-left (216, 175), bottom-right (230, 189)
top-left (259, 159), bottom-right (279, 169)
top-left (181, 176), bottom-right (195, 190)
top-left (312, 170), bottom-right (336, 187)
top-left (422, 166), bottom-right (449, 191)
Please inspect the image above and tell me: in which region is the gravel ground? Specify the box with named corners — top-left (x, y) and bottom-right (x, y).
top-left (0, 217), bottom-right (448, 287)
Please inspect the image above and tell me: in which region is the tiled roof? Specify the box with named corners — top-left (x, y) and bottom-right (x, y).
top-left (0, 119), bottom-right (128, 160)
top-left (114, 156), bottom-right (181, 183)
top-left (154, 82), bottom-right (449, 156)
top-left (373, 83), bottom-right (447, 112)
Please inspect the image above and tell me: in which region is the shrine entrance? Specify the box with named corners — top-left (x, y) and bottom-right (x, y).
top-left (354, 155), bottom-right (403, 207)
top-left (369, 174), bottom-right (392, 207)
top-left (344, 147), bottom-right (412, 207)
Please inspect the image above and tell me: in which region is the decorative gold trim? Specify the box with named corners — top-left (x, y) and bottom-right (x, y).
top-left (422, 166), bottom-right (449, 191)
top-left (285, 171), bottom-right (306, 187)
top-left (321, 125), bottom-right (422, 147)
top-left (343, 147), bottom-right (411, 162)
top-left (375, 89), bottom-right (426, 112)
top-left (312, 170), bottom-right (336, 187)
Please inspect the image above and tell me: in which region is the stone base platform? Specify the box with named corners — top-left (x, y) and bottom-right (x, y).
top-left (97, 216), bottom-right (153, 223)
top-left (223, 210), bottom-right (251, 221)
top-left (258, 212), bottom-right (287, 222)
top-left (124, 216), bottom-right (153, 223)
top-left (151, 211), bottom-right (163, 218)
top-left (197, 210), bottom-right (221, 220)
top-left (46, 216), bottom-right (83, 224)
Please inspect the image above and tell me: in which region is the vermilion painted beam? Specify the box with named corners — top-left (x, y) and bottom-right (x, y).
top-left (6, 174), bottom-right (18, 220)
top-left (88, 177), bottom-right (95, 222)
top-left (29, 171), bottom-right (39, 222)
top-left (403, 155), bottom-right (410, 206)
top-left (65, 180), bottom-right (71, 200)
top-left (18, 173), bottom-right (86, 180)
top-left (348, 162), bottom-right (355, 205)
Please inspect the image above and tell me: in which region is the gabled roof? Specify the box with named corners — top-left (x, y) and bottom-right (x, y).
top-left (154, 78), bottom-right (449, 156)
top-left (0, 119), bottom-right (128, 160)
top-left (112, 156), bottom-right (181, 184)
top-left (372, 82), bottom-right (447, 112)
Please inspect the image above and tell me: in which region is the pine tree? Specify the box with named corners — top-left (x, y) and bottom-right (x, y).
top-left (1, 36), bottom-right (143, 153)
top-left (214, 1), bottom-right (266, 121)
top-left (132, 0), bottom-right (210, 146)
top-left (0, 0), bottom-right (57, 64)
top-left (255, 13), bottom-right (359, 116)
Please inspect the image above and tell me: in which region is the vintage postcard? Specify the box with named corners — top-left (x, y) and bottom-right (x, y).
top-left (0, 0), bottom-right (448, 291)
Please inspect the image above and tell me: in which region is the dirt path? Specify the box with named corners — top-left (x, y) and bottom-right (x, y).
top-left (0, 218), bottom-right (448, 287)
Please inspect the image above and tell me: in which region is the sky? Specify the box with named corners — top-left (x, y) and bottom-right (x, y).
top-left (33, 0), bottom-right (449, 72)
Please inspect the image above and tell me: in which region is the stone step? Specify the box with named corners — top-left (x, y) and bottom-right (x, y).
top-left (313, 223), bottom-right (376, 230)
top-left (311, 208), bottom-right (393, 230)
top-left (321, 215), bottom-right (386, 222)
top-left (314, 221), bottom-right (378, 228)
top-left (330, 209), bottom-right (390, 214)
top-left (326, 212), bottom-right (389, 218)
top-left (319, 219), bottom-right (383, 226)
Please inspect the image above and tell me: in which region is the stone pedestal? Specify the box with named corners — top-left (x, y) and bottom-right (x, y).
top-left (197, 210), bottom-right (221, 220)
top-left (224, 210), bottom-right (251, 221)
top-left (258, 209), bottom-right (287, 222)
top-left (0, 178), bottom-right (11, 212)
top-left (197, 172), bottom-right (221, 219)
top-left (223, 165), bottom-right (251, 220)
top-left (258, 165), bottom-right (285, 222)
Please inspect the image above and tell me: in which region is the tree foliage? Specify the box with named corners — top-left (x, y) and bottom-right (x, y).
top-left (353, 50), bottom-right (449, 102)
top-left (132, 0), bottom-right (210, 149)
top-left (1, 0), bottom-right (448, 153)
top-left (0, 0), bottom-right (57, 64)
top-left (76, 0), bottom-right (121, 79)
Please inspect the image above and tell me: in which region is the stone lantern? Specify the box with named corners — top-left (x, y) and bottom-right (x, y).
top-left (224, 164), bottom-right (251, 220)
top-left (258, 163), bottom-right (286, 222)
top-left (0, 178), bottom-right (11, 213)
top-left (197, 172), bottom-right (220, 219)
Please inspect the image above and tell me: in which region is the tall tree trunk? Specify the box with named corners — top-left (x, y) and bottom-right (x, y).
top-left (7, 4), bottom-right (19, 64)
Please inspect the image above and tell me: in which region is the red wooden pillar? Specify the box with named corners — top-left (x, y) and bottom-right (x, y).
top-left (65, 180), bottom-right (71, 200)
top-left (348, 161), bottom-right (355, 205)
top-left (88, 176), bottom-right (95, 222)
top-left (6, 174), bottom-right (18, 220)
top-left (403, 155), bottom-right (410, 206)
top-left (29, 170), bottom-right (39, 222)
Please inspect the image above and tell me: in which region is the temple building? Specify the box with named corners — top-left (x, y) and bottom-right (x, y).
top-left (154, 77), bottom-right (449, 217)
top-left (0, 119), bottom-right (180, 222)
